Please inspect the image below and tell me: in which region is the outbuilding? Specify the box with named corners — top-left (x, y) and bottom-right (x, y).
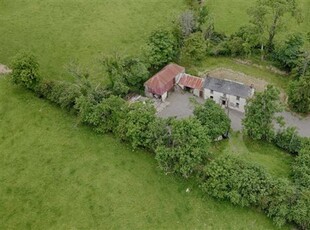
top-left (144, 63), bottom-right (185, 102)
top-left (178, 74), bottom-right (204, 97)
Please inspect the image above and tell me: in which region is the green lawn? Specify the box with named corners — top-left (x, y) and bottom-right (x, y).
top-left (0, 77), bottom-right (285, 229)
top-left (0, 0), bottom-right (186, 80)
top-left (211, 132), bottom-right (293, 179)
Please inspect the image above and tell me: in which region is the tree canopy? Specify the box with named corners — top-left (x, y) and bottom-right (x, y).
top-left (194, 99), bottom-right (231, 140)
top-left (242, 85), bottom-right (282, 141)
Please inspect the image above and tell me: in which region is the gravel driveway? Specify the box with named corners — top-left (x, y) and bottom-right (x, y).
top-left (158, 92), bottom-right (310, 137)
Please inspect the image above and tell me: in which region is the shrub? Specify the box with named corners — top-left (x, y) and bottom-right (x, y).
top-left (116, 102), bottom-right (157, 149)
top-left (11, 51), bottom-right (41, 91)
top-left (200, 154), bottom-right (298, 227)
top-left (201, 155), bottom-right (272, 207)
top-left (194, 99), bottom-right (231, 140)
top-left (288, 75), bottom-right (310, 114)
top-left (47, 81), bottom-right (82, 110)
top-left (181, 31), bottom-right (207, 62)
top-left (155, 118), bottom-right (210, 178)
top-left (274, 126), bottom-right (303, 154)
top-left (292, 144), bottom-right (310, 189)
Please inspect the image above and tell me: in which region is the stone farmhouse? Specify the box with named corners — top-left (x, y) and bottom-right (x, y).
top-left (144, 63), bottom-right (254, 113)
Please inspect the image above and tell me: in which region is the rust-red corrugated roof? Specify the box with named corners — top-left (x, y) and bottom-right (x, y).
top-left (144, 63), bottom-right (185, 95)
top-left (178, 74), bottom-right (204, 90)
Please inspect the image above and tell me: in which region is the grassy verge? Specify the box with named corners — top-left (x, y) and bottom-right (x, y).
top-left (0, 77), bottom-right (287, 229)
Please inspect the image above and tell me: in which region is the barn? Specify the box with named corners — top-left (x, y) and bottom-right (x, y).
top-left (178, 74), bottom-right (204, 97)
top-left (144, 63), bottom-right (185, 102)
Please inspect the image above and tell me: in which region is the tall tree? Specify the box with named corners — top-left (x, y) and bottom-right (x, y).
top-left (145, 29), bottom-right (178, 70)
top-left (194, 99), bottom-right (231, 140)
top-left (248, 0), bottom-right (302, 53)
top-left (273, 34), bottom-right (304, 72)
top-left (242, 85), bottom-right (283, 141)
top-left (181, 32), bottom-right (207, 62)
top-left (155, 118), bottom-right (210, 178)
top-left (179, 10), bottom-right (197, 38)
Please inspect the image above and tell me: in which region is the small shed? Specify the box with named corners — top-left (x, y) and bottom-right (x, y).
top-left (178, 74), bottom-right (204, 97)
top-left (144, 63), bottom-right (185, 101)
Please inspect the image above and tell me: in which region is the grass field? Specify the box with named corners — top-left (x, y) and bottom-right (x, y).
top-left (0, 77), bottom-right (285, 229)
top-left (0, 0), bottom-right (186, 80)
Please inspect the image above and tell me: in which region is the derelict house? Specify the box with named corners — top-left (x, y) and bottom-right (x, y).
top-left (203, 76), bottom-right (254, 113)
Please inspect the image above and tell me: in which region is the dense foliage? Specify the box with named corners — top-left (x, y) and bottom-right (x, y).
top-left (288, 75), bottom-right (310, 114)
top-left (243, 85), bottom-right (282, 141)
top-left (194, 99), bottom-right (231, 140)
top-left (155, 118), bottom-right (210, 178)
top-left (273, 127), bottom-right (303, 155)
top-left (200, 154), bottom-right (310, 228)
top-left (292, 143), bottom-right (310, 189)
top-left (145, 29), bottom-right (178, 70)
top-left (11, 52), bottom-right (41, 91)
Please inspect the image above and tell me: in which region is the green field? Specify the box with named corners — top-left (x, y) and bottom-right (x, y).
top-left (0, 0), bottom-right (186, 80)
top-left (0, 77), bottom-right (285, 229)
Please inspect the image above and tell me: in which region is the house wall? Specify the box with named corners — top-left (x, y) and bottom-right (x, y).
top-left (203, 88), bottom-right (247, 113)
top-left (161, 91), bottom-right (168, 102)
top-left (175, 72), bottom-right (185, 84)
top-left (193, 89), bottom-right (200, 97)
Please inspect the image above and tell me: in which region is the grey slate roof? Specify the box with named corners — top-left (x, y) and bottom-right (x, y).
top-left (204, 76), bottom-right (252, 98)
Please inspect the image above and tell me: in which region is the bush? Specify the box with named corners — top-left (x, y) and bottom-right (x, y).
top-left (155, 118), bottom-right (210, 178)
top-left (200, 154), bottom-right (299, 227)
top-left (194, 99), bottom-right (231, 140)
top-left (116, 102), bottom-right (157, 149)
top-left (181, 32), bottom-right (207, 62)
top-left (292, 143), bottom-right (310, 189)
top-left (274, 127), bottom-right (302, 154)
top-left (11, 51), bottom-right (41, 91)
top-left (288, 75), bottom-right (310, 114)
top-left (37, 80), bottom-right (81, 110)
top-left (49, 81), bottom-right (82, 110)
top-left (201, 155), bottom-right (272, 207)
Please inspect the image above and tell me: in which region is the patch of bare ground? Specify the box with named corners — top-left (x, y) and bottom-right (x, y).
top-left (0, 64), bottom-right (12, 75)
